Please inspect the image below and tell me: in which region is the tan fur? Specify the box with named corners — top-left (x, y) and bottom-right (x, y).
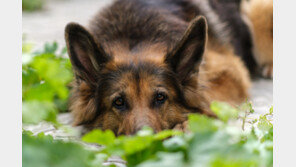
top-left (108, 42), bottom-right (167, 64)
top-left (66, 0), bottom-right (254, 135)
top-left (73, 60), bottom-right (190, 135)
top-left (200, 43), bottom-right (251, 105)
top-left (70, 82), bottom-right (97, 125)
top-left (70, 40), bottom-right (250, 134)
top-left (242, 0), bottom-right (273, 77)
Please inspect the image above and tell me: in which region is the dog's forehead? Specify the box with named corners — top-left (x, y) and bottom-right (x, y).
top-left (115, 63), bottom-right (167, 88)
top-left (104, 41), bottom-right (168, 64)
top-left (100, 61), bottom-right (175, 98)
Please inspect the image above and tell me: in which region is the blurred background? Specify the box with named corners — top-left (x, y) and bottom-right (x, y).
top-left (23, 0), bottom-right (112, 49)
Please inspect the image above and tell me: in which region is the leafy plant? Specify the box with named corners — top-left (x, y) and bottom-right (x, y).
top-left (81, 103), bottom-right (273, 167)
top-left (23, 91), bottom-right (273, 167)
top-left (22, 42), bottom-right (73, 124)
top-left (22, 131), bottom-right (106, 167)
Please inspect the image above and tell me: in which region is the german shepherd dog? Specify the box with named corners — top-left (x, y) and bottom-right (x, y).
top-left (242, 0), bottom-right (273, 78)
top-left (65, 0), bottom-right (273, 135)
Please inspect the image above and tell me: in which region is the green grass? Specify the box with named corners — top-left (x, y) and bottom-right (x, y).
top-left (22, 42), bottom-right (273, 167)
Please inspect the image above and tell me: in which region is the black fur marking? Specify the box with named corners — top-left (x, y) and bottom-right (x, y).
top-left (165, 16), bottom-right (207, 83)
top-left (209, 0), bottom-right (258, 74)
top-left (65, 23), bottom-right (111, 85)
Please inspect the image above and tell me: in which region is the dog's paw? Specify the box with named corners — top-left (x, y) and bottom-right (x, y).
top-left (261, 64), bottom-right (273, 79)
top-left (173, 121), bottom-right (189, 133)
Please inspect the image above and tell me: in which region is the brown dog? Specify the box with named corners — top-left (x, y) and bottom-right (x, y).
top-left (65, 0), bottom-right (251, 135)
top-left (242, 0), bottom-right (273, 78)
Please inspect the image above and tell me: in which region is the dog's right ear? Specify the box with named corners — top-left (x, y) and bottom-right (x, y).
top-left (164, 16), bottom-right (207, 84)
top-left (65, 23), bottom-right (111, 85)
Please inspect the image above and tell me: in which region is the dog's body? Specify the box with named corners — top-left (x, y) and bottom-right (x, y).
top-left (65, 0), bottom-right (271, 135)
top-left (241, 0), bottom-right (273, 78)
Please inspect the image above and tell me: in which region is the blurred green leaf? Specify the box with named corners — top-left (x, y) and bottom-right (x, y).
top-left (82, 130), bottom-right (116, 147)
top-left (22, 101), bottom-right (57, 124)
top-left (210, 156), bottom-right (258, 167)
top-left (210, 101), bottom-right (240, 122)
top-left (137, 152), bottom-right (185, 167)
top-left (22, 42), bottom-right (73, 124)
top-left (22, 131), bottom-right (103, 167)
top-left (188, 114), bottom-right (219, 133)
top-left (22, 42), bottom-right (33, 53)
top-left (163, 136), bottom-right (187, 152)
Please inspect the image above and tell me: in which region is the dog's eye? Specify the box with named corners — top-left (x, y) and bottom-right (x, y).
top-left (155, 92), bottom-right (167, 105)
top-left (113, 97), bottom-right (126, 110)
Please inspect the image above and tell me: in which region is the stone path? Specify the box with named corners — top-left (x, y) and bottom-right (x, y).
top-left (23, 0), bottom-right (273, 166)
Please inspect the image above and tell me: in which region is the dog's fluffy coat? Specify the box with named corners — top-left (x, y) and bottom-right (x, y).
top-left (65, 0), bottom-right (271, 135)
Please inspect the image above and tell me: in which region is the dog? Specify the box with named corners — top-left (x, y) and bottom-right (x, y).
top-left (241, 0), bottom-right (273, 78)
top-left (65, 0), bottom-right (271, 135)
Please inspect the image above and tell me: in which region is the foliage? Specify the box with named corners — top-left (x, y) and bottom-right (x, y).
top-left (22, 0), bottom-right (44, 11)
top-left (22, 42), bottom-right (73, 124)
top-left (22, 43), bottom-right (273, 167)
top-left (81, 102), bottom-right (273, 167)
top-left (23, 102), bottom-right (272, 167)
top-left (22, 131), bottom-right (106, 167)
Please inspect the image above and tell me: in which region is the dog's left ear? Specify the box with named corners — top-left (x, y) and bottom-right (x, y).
top-left (165, 16), bottom-right (207, 83)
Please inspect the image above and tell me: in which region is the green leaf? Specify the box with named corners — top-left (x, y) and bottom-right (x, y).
top-left (22, 132), bottom-right (101, 167)
top-left (210, 101), bottom-right (240, 122)
top-left (153, 130), bottom-right (182, 140)
top-left (137, 152), bottom-right (185, 167)
top-left (22, 42), bottom-right (33, 53)
top-left (123, 135), bottom-right (154, 154)
top-left (257, 115), bottom-right (273, 133)
top-left (82, 129), bottom-right (116, 146)
top-left (22, 101), bottom-right (57, 124)
top-left (163, 136), bottom-right (187, 152)
top-left (22, 42), bottom-right (73, 123)
top-left (188, 114), bottom-right (219, 133)
top-left (269, 106), bottom-right (273, 115)
top-left (210, 156), bottom-right (259, 167)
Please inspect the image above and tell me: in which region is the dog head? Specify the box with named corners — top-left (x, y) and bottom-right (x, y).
top-left (65, 16), bottom-right (215, 135)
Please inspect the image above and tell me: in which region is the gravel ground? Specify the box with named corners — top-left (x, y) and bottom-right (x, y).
top-left (23, 0), bottom-right (273, 166)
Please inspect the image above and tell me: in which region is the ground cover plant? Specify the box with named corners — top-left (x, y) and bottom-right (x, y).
top-left (22, 42), bottom-right (72, 124)
top-left (22, 43), bottom-right (273, 167)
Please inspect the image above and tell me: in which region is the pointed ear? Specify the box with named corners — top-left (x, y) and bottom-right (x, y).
top-left (165, 16), bottom-right (207, 83)
top-left (65, 22), bottom-right (111, 84)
